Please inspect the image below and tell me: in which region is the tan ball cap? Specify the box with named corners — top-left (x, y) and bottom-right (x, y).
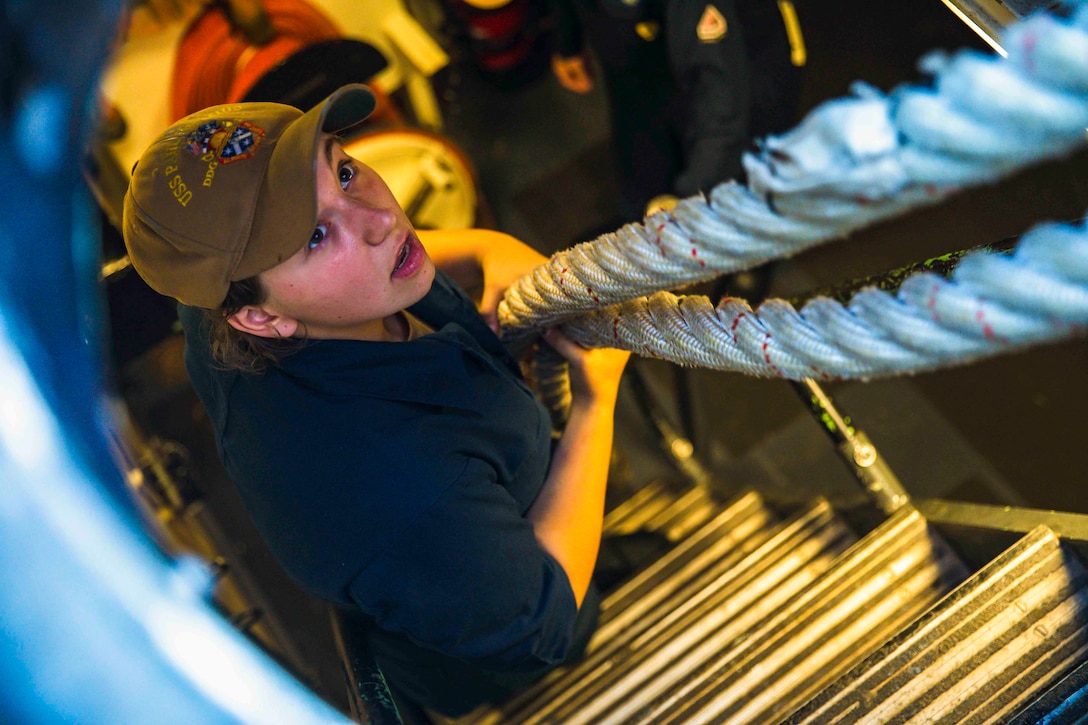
top-left (122, 84), bottom-right (376, 309)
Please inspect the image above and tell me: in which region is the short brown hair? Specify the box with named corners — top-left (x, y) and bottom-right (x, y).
top-left (206, 276), bottom-right (303, 373)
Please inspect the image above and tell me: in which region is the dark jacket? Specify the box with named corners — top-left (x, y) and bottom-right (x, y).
top-left (179, 270), bottom-right (589, 715)
top-left (553, 0), bottom-right (804, 211)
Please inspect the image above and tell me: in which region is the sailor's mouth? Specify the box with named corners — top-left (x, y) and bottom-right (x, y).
top-left (392, 234), bottom-right (423, 278)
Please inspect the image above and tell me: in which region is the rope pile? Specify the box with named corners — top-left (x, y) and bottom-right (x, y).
top-left (500, 5), bottom-right (1088, 380)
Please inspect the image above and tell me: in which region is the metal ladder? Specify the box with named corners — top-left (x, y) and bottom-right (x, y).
top-left (454, 379), bottom-right (1088, 724)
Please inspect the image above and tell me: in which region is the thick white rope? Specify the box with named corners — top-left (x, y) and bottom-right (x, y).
top-left (499, 5), bottom-right (1088, 380)
top-left (563, 219), bottom-right (1088, 379)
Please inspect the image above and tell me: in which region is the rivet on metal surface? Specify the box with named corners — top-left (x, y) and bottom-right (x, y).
top-left (854, 442), bottom-right (877, 467)
top-left (670, 437), bottom-right (694, 460)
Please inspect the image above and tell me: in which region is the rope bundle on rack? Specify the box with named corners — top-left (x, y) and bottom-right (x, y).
top-left (500, 3), bottom-right (1088, 380)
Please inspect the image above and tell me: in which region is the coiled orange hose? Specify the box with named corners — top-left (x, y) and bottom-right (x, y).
top-left (171, 0), bottom-right (340, 120)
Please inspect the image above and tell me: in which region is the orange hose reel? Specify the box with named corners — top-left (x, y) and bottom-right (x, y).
top-left (171, 0), bottom-right (341, 120)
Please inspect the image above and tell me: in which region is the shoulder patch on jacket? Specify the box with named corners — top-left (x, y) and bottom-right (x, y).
top-left (696, 4), bottom-right (727, 43)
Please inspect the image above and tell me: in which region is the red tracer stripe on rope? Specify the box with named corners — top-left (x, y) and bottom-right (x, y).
top-left (730, 311), bottom-right (746, 343)
top-left (763, 333), bottom-right (782, 376)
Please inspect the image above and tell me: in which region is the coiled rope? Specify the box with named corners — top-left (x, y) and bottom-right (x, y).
top-left (500, 5), bottom-right (1088, 381)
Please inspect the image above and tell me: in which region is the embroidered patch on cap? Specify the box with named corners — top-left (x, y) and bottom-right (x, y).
top-left (185, 120), bottom-right (265, 164)
top-left (696, 4), bottom-right (727, 42)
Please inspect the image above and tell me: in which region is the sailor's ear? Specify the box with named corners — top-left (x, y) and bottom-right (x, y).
top-left (227, 305), bottom-right (299, 339)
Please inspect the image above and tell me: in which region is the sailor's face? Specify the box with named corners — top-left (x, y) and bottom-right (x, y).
top-left (256, 136), bottom-right (435, 341)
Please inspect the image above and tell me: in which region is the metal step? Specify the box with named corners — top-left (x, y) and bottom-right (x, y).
top-left (635, 506), bottom-right (970, 725)
top-left (461, 489), bottom-right (779, 724)
top-left (637, 484), bottom-right (721, 544)
top-left (563, 500), bottom-right (857, 725)
top-left (602, 479), bottom-right (681, 536)
top-left (787, 524), bottom-right (1088, 724)
top-left (603, 479), bottom-right (717, 542)
top-left (1009, 656), bottom-right (1088, 725)
top-left (468, 494), bottom-right (859, 725)
top-left (597, 489), bottom-right (777, 628)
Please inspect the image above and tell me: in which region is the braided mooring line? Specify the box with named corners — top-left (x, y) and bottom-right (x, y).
top-left (563, 219), bottom-right (1088, 379)
top-left (498, 5), bottom-right (1088, 378)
